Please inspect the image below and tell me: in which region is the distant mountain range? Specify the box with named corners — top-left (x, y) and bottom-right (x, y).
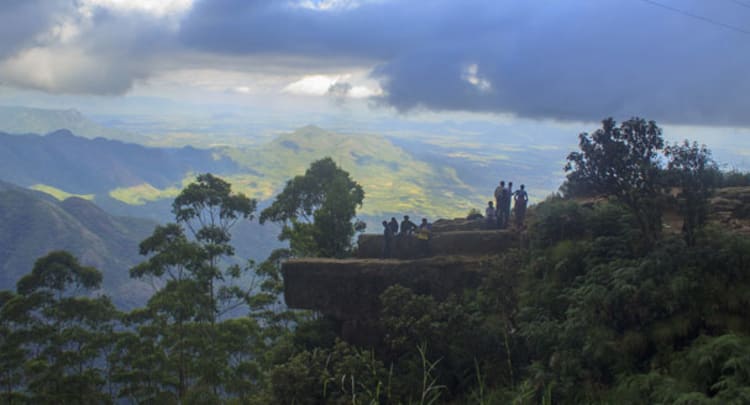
top-left (0, 180), bottom-right (156, 308)
top-left (0, 128), bottom-right (239, 208)
top-left (0, 123), bottom-right (493, 219)
top-left (0, 105), bottom-right (142, 142)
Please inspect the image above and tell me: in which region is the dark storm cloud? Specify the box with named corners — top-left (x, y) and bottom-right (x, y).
top-left (0, 2), bottom-right (181, 95)
top-left (180, 0), bottom-right (750, 126)
top-left (0, 0), bottom-right (71, 58)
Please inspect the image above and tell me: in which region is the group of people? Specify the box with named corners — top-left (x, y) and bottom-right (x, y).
top-left (486, 181), bottom-right (528, 229)
top-left (379, 181), bottom-right (529, 259)
top-left (382, 215), bottom-right (432, 258)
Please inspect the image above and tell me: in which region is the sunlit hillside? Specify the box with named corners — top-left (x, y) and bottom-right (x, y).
top-left (222, 125), bottom-right (482, 218)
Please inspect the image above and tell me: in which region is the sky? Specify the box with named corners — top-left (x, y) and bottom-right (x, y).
top-left (1, 0), bottom-right (749, 160)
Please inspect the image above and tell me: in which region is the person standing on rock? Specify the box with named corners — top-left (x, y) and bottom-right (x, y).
top-left (503, 182), bottom-right (513, 228)
top-left (382, 220), bottom-right (394, 258)
top-left (389, 217), bottom-right (399, 236)
top-left (494, 180), bottom-right (505, 228)
top-left (498, 181), bottom-right (511, 229)
top-left (400, 215), bottom-right (417, 236)
top-left (514, 184), bottom-right (529, 229)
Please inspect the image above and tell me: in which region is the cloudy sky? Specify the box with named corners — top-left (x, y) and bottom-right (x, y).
top-left (1, 0), bottom-right (749, 149)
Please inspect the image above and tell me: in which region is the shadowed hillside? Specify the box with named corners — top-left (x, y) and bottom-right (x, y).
top-left (0, 129), bottom-right (239, 199)
top-left (0, 180), bottom-right (156, 308)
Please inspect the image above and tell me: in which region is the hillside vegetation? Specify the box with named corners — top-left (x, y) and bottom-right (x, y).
top-left (2, 118), bottom-right (750, 403)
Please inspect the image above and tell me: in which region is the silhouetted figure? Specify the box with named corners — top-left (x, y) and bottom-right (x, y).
top-left (514, 184), bottom-right (529, 229)
top-left (494, 180), bottom-right (505, 228)
top-left (400, 215), bottom-right (417, 236)
top-left (485, 201), bottom-right (496, 229)
top-left (382, 220), bottom-right (393, 258)
top-left (417, 218), bottom-right (432, 257)
top-left (389, 217), bottom-right (399, 235)
top-left (499, 182), bottom-right (512, 229)
top-left (503, 182), bottom-right (514, 228)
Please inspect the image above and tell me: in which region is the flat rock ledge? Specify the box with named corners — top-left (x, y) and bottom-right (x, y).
top-left (356, 229), bottom-right (520, 259)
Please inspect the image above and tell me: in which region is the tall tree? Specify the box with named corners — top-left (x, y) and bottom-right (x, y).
top-left (664, 140), bottom-right (719, 246)
top-left (7, 251), bottom-right (117, 404)
top-left (171, 173), bottom-right (257, 324)
top-left (260, 157), bottom-right (364, 258)
top-left (0, 290), bottom-right (27, 404)
top-left (126, 173), bottom-right (260, 401)
top-left (565, 117), bottom-right (665, 245)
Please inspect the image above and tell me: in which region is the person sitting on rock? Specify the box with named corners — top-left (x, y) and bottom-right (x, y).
top-left (382, 220), bottom-right (394, 258)
top-left (400, 215), bottom-right (417, 236)
top-left (485, 201), bottom-right (496, 229)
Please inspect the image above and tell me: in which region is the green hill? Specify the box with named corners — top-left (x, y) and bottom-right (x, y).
top-left (0, 180), bottom-right (156, 308)
top-left (222, 125), bottom-right (483, 218)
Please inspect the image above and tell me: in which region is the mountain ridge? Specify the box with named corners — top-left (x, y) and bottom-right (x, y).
top-left (0, 180), bottom-right (156, 308)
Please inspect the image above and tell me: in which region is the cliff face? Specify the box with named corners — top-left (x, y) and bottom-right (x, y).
top-left (283, 256), bottom-right (491, 319)
top-left (282, 255), bottom-right (497, 345)
top-left (281, 218), bottom-right (520, 345)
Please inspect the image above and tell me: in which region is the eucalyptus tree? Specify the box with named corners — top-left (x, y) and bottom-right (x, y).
top-left (126, 173), bottom-right (259, 400)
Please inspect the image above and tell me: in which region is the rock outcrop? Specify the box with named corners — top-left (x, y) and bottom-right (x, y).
top-left (282, 255), bottom-right (496, 345)
top-left (356, 229), bottom-right (519, 259)
top-left (283, 256), bottom-right (491, 319)
top-left (281, 186), bottom-right (750, 346)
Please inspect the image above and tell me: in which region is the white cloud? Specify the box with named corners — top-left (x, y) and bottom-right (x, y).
top-left (283, 73), bottom-right (382, 98)
top-left (79, 0), bottom-right (194, 17)
top-left (461, 63), bottom-right (492, 93)
top-left (350, 85), bottom-right (381, 98)
top-left (233, 86), bottom-right (253, 94)
top-left (293, 0), bottom-right (377, 11)
top-left (284, 74), bottom-right (342, 96)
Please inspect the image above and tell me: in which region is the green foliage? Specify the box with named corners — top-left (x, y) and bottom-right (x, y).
top-left (261, 157), bottom-right (364, 258)
top-left (719, 170), bottom-right (750, 187)
top-left (513, 209), bottom-right (750, 403)
top-left (1, 251), bottom-right (119, 404)
top-left (269, 339), bottom-right (389, 404)
top-left (664, 140), bottom-right (719, 246)
top-left (565, 117), bottom-right (665, 245)
top-left (123, 173), bottom-right (271, 401)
